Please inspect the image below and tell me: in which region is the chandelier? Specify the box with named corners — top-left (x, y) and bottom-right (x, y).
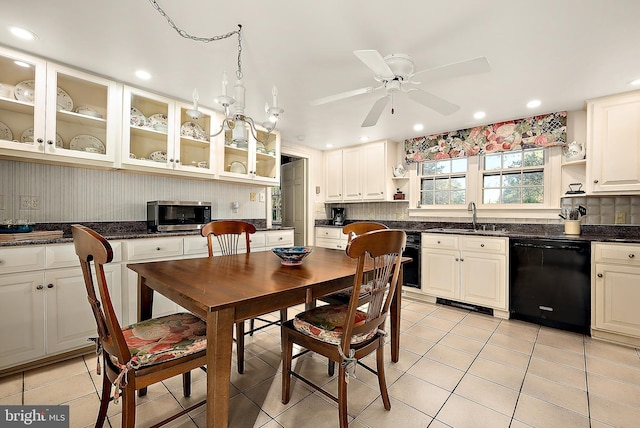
top-left (149, 0), bottom-right (283, 144)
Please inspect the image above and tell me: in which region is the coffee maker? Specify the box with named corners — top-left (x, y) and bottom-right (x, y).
top-left (332, 207), bottom-right (346, 226)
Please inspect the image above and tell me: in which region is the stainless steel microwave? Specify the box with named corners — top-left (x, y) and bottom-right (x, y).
top-left (147, 201), bottom-right (212, 232)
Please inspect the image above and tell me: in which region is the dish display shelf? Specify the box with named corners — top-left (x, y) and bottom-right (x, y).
top-left (219, 125), bottom-right (280, 184)
top-left (122, 86), bottom-right (218, 176)
top-left (0, 47), bottom-right (119, 166)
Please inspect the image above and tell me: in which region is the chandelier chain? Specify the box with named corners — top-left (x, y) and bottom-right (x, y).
top-left (148, 0), bottom-right (243, 78)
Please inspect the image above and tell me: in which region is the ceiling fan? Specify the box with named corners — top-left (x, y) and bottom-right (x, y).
top-left (310, 50), bottom-right (491, 127)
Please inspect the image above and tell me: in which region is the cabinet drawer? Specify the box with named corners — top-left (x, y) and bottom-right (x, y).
top-left (183, 236), bottom-right (209, 256)
top-left (0, 246), bottom-right (46, 274)
top-left (316, 238), bottom-right (348, 250)
top-left (265, 230), bottom-right (293, 248)
top-left (460, 236), bottom-right (506, 254)
top-left (593, 242), bottom-right (640, 265)
top-left (46, 242), bottom-right (122, 269)
top-left (125, 237), bottom-right (184, 261)
top-left (249, 233), bottom-right (267, 249)
top-left (316, 227), bottom-right (343, 240)
top-left (422, 233), bottom-right (458, 250)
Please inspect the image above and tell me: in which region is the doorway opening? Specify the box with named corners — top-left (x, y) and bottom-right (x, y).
top-left (274, 154), bottom-right (308, 245)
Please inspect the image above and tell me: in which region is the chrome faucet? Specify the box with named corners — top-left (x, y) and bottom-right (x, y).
top-left (467, 201), bottom-right (477, 231)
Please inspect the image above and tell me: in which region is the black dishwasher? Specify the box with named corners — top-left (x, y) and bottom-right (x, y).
top-left (509, 238), bottom-right (591, 335)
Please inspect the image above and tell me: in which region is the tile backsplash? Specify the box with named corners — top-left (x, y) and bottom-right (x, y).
top-left (0, 160), bottom-right (267, 222)
top-left (561, 196), bottom-right (640, 225)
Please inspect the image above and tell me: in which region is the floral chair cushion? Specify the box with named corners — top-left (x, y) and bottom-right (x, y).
top-left (111, 312), bottom-right (207, 367)
top-left (323, 280), bottom-right (374, 302)
top-left (293, 304), bottom-right (377, 345)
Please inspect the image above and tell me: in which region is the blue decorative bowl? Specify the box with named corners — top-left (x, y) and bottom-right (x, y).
top-left (272, 246), bottom-right (313, 266)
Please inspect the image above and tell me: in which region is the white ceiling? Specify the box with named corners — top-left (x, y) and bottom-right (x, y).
top-left (1, 0), bottom-right (640, 150)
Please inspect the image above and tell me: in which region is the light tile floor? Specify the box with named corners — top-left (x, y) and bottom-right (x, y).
top-left (2, 299), bottom-right (640, 427)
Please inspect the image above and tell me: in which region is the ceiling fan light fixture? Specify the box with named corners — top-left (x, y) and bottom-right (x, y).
top-left (526, 99), bottom-right (541, 108)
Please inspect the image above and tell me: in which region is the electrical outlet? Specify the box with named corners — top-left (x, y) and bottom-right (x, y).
top-left (250, 192), bottom-right (256, 202)
top-left (0, 195), bottom-right (4, 210)
top-left (258, 191), bottom-right (265, 202)
top-left (615, 211), bottom-right (626, 224)
top-left (19, 195), bottom-right (40, 210)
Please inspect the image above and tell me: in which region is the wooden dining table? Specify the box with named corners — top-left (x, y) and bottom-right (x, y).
top-left (127, 246), bottom-right (406, 427)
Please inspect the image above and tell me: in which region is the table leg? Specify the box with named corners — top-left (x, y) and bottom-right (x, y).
top-left (391, 266), bottom-right (403, 362)
top-left (206, 308), bottom-right (234, 428)
top-left (138, 275), bottom-right (153, 322)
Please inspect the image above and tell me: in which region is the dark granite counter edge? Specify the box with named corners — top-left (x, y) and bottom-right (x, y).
top-left (0, 220), bottom-right (294, 247)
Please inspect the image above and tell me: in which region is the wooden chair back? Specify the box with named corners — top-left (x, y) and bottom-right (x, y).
top-left (200, 220), bottom-right (257, 256)
top-left (341, 229), bottom-right (405, 352)
top-left (71, 225), bottom-right (131, 369)
top-left (342, 221), bottom-right (388, 243)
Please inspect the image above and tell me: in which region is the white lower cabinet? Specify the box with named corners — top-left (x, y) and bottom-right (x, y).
top-left (592, 242), bottom-right (640, 346)
top-left (315, 226), bottom-right (349, 250)
top-left (0, 242), bottom-right (122, 371)
top-left (421, 233), bottom-right (508, 317)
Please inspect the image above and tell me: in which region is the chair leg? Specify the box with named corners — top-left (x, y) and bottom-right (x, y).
top-left (236, 322), bottom-right (245, 374)
top-left (376, 340), bottom-right (391, 410)
top-left (95, 370), bottom-right (111, 428)
top-left (328, 360), bottom-right (335, 376)
top-left (279, 308), bottom-right (287, 324)
top-left (249, 318), bottom-right (255, 336)
top-left (138, 387), bottom-right (147, 397)
top-left (337, 365), bottom-right (349, 428)
top-left (281, 328), bottom-right (293, 404)
top-left (122, 382), bottom-right (136, 428)
top-left (182, 371), bottom-right (191, 397)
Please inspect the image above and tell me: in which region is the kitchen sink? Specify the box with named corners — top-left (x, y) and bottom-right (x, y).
top-left (427, 228), bottom-right (509, 235)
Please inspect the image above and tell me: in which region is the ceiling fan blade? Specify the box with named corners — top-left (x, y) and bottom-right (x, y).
top-left (407, 89), bottom-right (459, 116)
top-left (310, 86), bottom-right (377, 106)
top-left (412, 56), bottom-right (490, 83)
top-left (361, 95), bottom-right (390, 127)
top-left (354, 50), bottom-right (395, 80)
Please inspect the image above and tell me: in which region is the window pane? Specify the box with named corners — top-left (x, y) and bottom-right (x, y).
top-left (421, 162), bottom-right (436, 175)
top-left (451, 177), bottom-right (466, 190)
top-left (435, 191), bottom-right (449, 205)
top-left (503, 152), bottom-right (523, 169)
top-left (451, 158), bottom-right (467, 173)
top-left (524, 149), bottom-right (544, 167)
top-left (502, 173), bottom-right (521, 187)
top-left (434, 177), bottom-right (449, 190)
top-left (523, 171), bottom-right (543, 186)
top-left (421, 178), bottom-right (434, 191)
top-left (483, 175), bottom-right (501, 188)
top-left (421, 191), bottom-right (434, 205)
top-left (436, 160), bottom-right (451, 174)
top-left (451, 190), bottom-right (466, 204)
top-left (483, 189), bottom-right (500, 204)
top-left (484, 154), bottom-right (501, 170)
top-left (523, 187), bottom-right (544, 203)
top-left (502, 187), bottom-right (522, 204)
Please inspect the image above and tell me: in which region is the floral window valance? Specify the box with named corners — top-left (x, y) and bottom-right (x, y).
top-left (404, 111), bottom-right (567, 164)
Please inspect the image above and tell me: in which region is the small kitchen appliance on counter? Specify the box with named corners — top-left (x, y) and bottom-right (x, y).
top-left (147, 200), bottom-right (212, 232)
top-left (331, 207), bottom-right (346, 226)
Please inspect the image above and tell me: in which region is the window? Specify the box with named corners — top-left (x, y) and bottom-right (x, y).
top-left (481, 149), bottom-right (545, 204)
top-left (419, 158), bottom-right (467, 205)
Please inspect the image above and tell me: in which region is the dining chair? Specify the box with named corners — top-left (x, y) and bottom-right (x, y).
top-left (281, 228), bottom-right (406, 427)
top-left (201, 220), bottom-right (287, 374)
top-left (71, 225), bottom-right (207, 428)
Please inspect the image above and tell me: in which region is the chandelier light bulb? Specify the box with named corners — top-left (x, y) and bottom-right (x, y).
top-left (221, 72), bottom-right (228, 96)
top-left (272, 85), bottom-right (278, 107)
top-left (192, 88), bottom-right (199, 110)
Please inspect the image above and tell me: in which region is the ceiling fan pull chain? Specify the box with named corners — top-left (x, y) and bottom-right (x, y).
top-left (391, 93), bottom-right (395, 114)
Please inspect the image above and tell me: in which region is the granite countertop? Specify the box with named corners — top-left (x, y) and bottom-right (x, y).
top-left (0, 221), bottom-right (294, 247)
top-left (315, 220), bottom-right (640, 244)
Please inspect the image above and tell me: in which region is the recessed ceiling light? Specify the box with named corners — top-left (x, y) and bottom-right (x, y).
top-left (14, 60), bottom-right (31, 68)
top-left (413, 123), bottom-right (424, 132)
top-left (526, 99), bottom-right (541, 108)
top-left (359, 136), bottom-right (369, 142)
top-left (135, 70), bottom-right (151, 80)
top-left (473, 111), bottom-right (486, 120)
top-left (9, 26), bottom-right (37, 41)
top-left (630, 79), bottom-right (640, 86)
top-left (326, 143), bottom-right (333, 148)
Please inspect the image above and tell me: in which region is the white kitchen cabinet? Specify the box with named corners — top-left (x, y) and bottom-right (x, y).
top-left (323, 140), bottom-right (400, 202)
top-left (421, 233), bottom-right (508, 317)
top-left (592, 242), bottom-right (640, 347)
top-left (315, 226), bottom-right (349, 250)
top-left (218, 126), bottom-right (281, 184)
top-left (0, 242), bottom-right (122, 371)
top-left (0, 46), bottom-right (120, 168)
top-left (121, 86), bottom-right (220, 177)
top-left (264, 229), bottom-right (294, 249)
top-left (586, 90), bottom-right (640, 194)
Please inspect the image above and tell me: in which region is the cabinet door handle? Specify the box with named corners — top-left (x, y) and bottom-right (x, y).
top-left (47, 140), bottom-right (54, 145)
top-left (437, 240), bottom-right (441, 244)
top-left (597, 273), bottom-right (603, 278)
top-left (37, 138), bottom-right (44, 144)
top-left (460, 258), bottom-right (464, 262)
top-left (480, 244), bottom-right (485, 247)
top-left (156, 247), bottom-right (161, 251)
top-left (47, 283), bottom-right (54, 289)
top-left (36, 284), bottom-right (44, 290)
top-left (175, 159), bottom-right (180, 164)
top-left (455, 257), bottom-right (459, 261)
top-left (279, 237), bottom-right (283, 240)
top-left (593, 179), bottom-right (599, 184)
top-left (630, 254), bottom-right (636, 259)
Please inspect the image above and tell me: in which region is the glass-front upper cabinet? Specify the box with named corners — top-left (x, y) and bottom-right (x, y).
top-left (122, 86), bottom-right (218, 177)
top-left (0, 46), bottom-right (119, 167)
top-left (218, 123), bottom-right (280, 184)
